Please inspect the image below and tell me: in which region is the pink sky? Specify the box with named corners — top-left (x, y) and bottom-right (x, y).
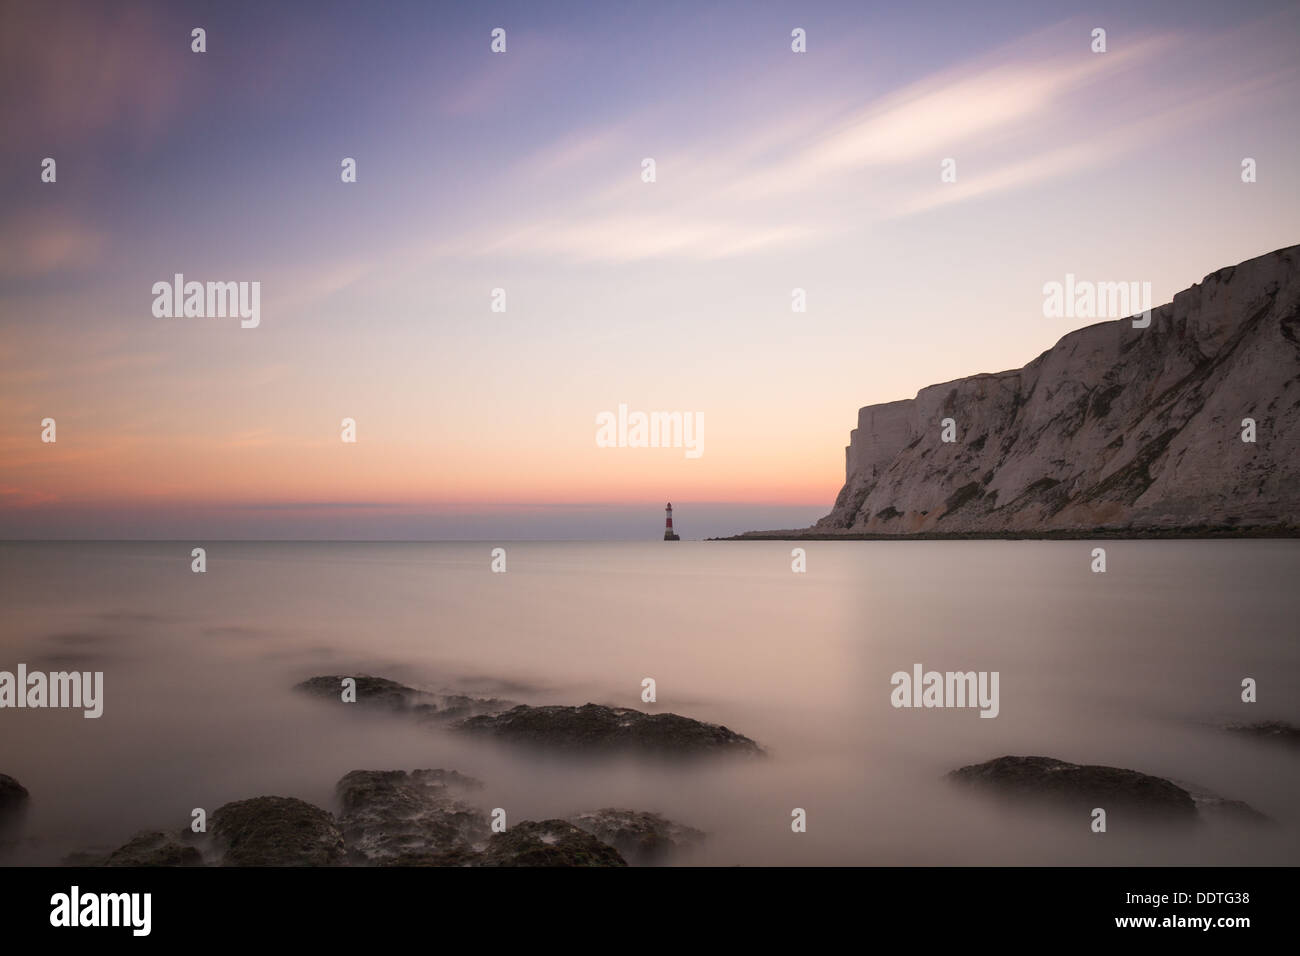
top-left (2, 1), bottom-right (1298, 537)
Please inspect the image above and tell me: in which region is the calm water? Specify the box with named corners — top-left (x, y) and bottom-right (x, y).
top-left (1, 540), bottom-right (1297, 866)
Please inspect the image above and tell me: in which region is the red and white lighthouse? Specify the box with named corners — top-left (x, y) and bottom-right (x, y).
top-left (663, 502), bottom-right (680, 541)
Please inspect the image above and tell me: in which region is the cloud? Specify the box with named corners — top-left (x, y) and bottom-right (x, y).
top-left (0, 212), bottom-right (105, 279)
top-left (721, 34), bottom-right (1171, 200)
top-left (483, 215), bottom-right (813, 263)
top-left (390, 25), bottom-right (1195, 265)
top-left (421, 15), bottom-right (1300, 263)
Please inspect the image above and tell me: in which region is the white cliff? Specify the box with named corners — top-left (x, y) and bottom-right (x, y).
top-left (813, 245), bottom-right (1300, 534)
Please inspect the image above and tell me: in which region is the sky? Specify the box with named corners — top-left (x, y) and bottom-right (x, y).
top-left (1, 0), bottom-right (1298, 539)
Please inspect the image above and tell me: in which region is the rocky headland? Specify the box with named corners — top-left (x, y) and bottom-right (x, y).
top-left (729, 245), bottom-right (1300, 538)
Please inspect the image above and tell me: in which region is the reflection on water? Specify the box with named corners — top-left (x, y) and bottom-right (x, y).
top-left (1, 540), bottom-right (1297, 865)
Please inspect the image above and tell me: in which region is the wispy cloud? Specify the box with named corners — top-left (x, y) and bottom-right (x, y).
top-left (484, 215), bottom-right (814, 263)
top-left (404, 17), bottom-right (1295, 263)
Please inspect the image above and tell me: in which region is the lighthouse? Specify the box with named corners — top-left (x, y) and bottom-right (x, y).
top-left (663, 502), bottom-right (680, 541)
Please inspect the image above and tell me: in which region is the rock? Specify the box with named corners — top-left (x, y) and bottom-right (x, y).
top-left (295, 675), bottom-right (510, 721)
top-left (425, 693), bottom-right (514, 721)
top-left (335, 769), bottom-right (490, 864)
top-left (948, 755), bottom-right (1198, 823)
top-left (62, 848), bottom-right (115, 866)
top-left (378, 846), bottom-right (484, 867)
top-left (104, 831), bottom-right (204, 867)
top-left (1187, 793), bottom-right (1273, 826)
top-left (569, 808), bottom-right (704, 864)
top-left (296, 674), bottom-right (425, 711)
top-left (1225, 720), bottom-right (1300, 748)
top-left (476, 820), bottom-right (627, 867)
top-left (211, 796), bottom-right (344, 866)
top-left (59, 769), bottom-right (703, 867)
top-left (0, 774), bottom-right (29, 838)
top-left (746, 245), bottom-right (1300, 536)
top-left (455, 703), bottom-right (763, 756)
top-left (335, 770), bottom-right (707, 867)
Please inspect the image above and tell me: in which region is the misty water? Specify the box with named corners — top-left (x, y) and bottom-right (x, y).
top-left (1, 540), bottom-right (1297, 866)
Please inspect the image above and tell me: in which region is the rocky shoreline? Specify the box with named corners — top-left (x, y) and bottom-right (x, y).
top-left (32, 742), bottom-right (1274, 866)
top-left (4, 680), bottom-right (1290, 865)
top-left (62, 768), bottom-right (703, 867)
top-left (56, 761), bottom-right (713, 868)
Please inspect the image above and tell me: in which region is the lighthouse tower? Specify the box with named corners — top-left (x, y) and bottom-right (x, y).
top-left (663, 502), bottom-right (680, 541)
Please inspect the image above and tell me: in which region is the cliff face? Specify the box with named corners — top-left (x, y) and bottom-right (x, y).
top-left (816, 245), bottom-right (1300, 534)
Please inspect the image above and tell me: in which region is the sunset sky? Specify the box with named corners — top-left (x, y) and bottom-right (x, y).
top-left (2, 0), bottom-right (1298, 538)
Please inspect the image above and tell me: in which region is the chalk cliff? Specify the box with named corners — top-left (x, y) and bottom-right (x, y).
top-left (812, 245), bottom-right (1300, 534)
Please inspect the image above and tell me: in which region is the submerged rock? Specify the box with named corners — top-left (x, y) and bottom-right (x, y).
top-left (104, 831), bottom-right (203, 867)
top-left (948, 755), bottom-right (1198, 823)
top-left (296, 674), bottom-right (425, 711)
top-left (1186, 792), bottom-right (1273, 826)
top-left (379, 846), bottom-right (484, 867)
top-left (569, 808), bottom-right (704, 864)
top-left (211, 796), bottom-right (345, 866)
top-left (1225, 720), bottom-right (1300, 748)
top-left (62, 848), bottom-right (116, 866)
top-left (59, 767), bottom-right (697, 867)
top-left (58, 773), bottom-right (713, 867)
top-left (456, 703), bottom-right (763, 756)
top-left (0, 774), bottom-right (29, 838)
top-left (295, 675), bottom-right (510, 721)
top-left (336, 769), bottom-right (490, 864)
top-left (477, 820), bottom-right (627, 867)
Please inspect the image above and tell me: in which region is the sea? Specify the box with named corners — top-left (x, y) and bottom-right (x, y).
top-left (1, 539), bottom-right (1297, 866)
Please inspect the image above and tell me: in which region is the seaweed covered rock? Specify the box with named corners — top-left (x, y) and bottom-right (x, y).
top-left (104, 830), bottom-right (203, 867)
top-left (456, 703), bottom-right (762, 756)
top-left (336, 769), bottom-right (490, 863)
top-left (477, 820), bottom-right (627, 867)
top-left (1186, 793), bottom-right (1272, 826)
top-left (1225, 720), bottom-right (1300, 748)
top-left (0, 774), bottom-right (29, 839)
top-left (569, 808), bottom-right (704, 864)
top-left (948, 755), bottom-right (1198, 823)
top-left (211, 796), bottom-right (344, 866)
top-left (296, 674), bottom-right (423, 710)
top-left (295, 675), bottom-right (510, 721)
